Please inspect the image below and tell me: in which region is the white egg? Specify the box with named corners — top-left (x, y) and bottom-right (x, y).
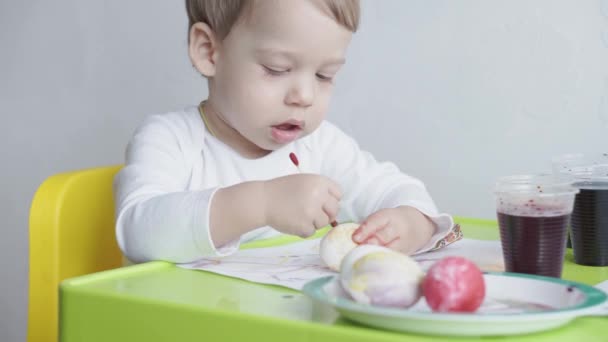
top-left (339, 244), bottom-right (424, 308)
top-left (319, 222), bottom-right (360, 271)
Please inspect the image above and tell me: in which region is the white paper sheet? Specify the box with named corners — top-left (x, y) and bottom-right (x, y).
top-left (179, 238), bottom-right (504, 290)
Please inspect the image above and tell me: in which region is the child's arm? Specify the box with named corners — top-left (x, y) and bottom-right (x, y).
top-left (115, 113), bottom-right (341, 263)
top-left (351, 205), bottom-right (435, 254)
top-left (114, 114), bottom-right (224, 263)
top-left (314, 121), bottom-right (454, 254)
top-left (208, 174), bottom-right (341, 248)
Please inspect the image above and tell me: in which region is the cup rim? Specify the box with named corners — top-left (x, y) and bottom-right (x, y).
top-left (494, 173), bottom-right (579, 196)
top-left (552, 153), bottom-right (608, 181)
top-left (552, 152), bottom-right (608, 164)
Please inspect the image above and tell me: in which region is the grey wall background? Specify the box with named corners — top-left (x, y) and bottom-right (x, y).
top-left (1, 1), bottom-right (606, 341)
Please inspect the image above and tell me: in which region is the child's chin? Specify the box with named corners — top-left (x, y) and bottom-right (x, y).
top-left (260, 137), bottom-right (298, 150)
top-left (250, 139), bottom-right (282, 153)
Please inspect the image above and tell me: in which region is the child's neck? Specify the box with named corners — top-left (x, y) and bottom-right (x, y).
top-left (201, 101), bottom-right (271, 159)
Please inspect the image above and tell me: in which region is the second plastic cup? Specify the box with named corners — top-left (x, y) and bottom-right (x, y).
top-left (553, 153), bottom-right (608, 266)
top-left (495, 174), bottom-right (579, 278)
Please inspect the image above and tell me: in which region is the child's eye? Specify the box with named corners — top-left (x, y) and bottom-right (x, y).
top-left (316, 73), bottom-right (334, 82)
top-left (262, 65), bottom-right (288, 76)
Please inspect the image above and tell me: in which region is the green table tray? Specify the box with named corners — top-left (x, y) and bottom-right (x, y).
top-left (60, 218), bottom-right (608, 341)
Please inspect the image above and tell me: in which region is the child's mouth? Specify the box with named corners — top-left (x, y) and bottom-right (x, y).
top-left (271, 120), bottom-right (304, 144)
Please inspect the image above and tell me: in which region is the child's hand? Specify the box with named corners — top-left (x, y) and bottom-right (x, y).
top-left (352, 206), bottom-right (435, 255)
top-left (263, 174), bottom-right (341, 238)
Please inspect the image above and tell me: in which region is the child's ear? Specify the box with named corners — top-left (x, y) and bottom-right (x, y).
top-left (189, 22), bottom-right (219, 77)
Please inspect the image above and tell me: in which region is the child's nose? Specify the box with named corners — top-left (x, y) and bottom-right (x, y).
top-left (285, 76), bottom-right (315, 107)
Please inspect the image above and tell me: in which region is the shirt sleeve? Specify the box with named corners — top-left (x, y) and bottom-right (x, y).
top-left (113, 114), bottom-right (239, 263)
top-left (315, 122), bottom-right (454, 253)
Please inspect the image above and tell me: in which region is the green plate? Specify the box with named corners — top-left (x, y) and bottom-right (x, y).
top-left (303, 273), bottom-right (607, 337)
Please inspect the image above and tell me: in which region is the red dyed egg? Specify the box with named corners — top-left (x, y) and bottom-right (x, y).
top-left (422, 256), bottom-right (485, 312)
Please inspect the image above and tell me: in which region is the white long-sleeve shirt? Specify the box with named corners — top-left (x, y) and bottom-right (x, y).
top-left (114, 106), bottom-right (453, 263)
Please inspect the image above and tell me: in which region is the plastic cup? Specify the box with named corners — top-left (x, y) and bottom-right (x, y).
top-left (552, 153), bottom-right (608, 266)
top-left (495, 174), bottom-right (579, 278)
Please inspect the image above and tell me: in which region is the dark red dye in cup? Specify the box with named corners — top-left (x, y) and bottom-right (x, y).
top-left (497, 212), bottom-right (570, 278)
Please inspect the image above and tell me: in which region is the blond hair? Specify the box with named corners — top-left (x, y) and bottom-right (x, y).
top-left (185, 0), bottom-right (360, 40)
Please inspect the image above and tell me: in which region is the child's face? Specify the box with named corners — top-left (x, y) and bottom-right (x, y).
top-left (210, 0), bottom-right (353, 152)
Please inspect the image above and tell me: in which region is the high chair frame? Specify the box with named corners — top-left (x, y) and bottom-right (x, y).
top-left (28, 165), bottom-right (123, 342)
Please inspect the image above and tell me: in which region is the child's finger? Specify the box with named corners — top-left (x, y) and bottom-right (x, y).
top-left (384, 235), bottom-right (419, 255)
top-left (313, 210), bottom-right (331, 230)
top-left (352, 213), bottom-right (389, 243)
top-left (327, 181), bottom-right (342, 201)
top-left (370, 225), bottom-right (399, 246)
top-left (384, 236), bottom-right (402, 249)
top-left (322, 199), bottom-right (339, 223)
top-left (363, 236), bottom-right (382, 245)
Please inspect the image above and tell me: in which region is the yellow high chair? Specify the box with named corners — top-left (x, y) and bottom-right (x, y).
top-left (28, 165), bottom-right (123, 342)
